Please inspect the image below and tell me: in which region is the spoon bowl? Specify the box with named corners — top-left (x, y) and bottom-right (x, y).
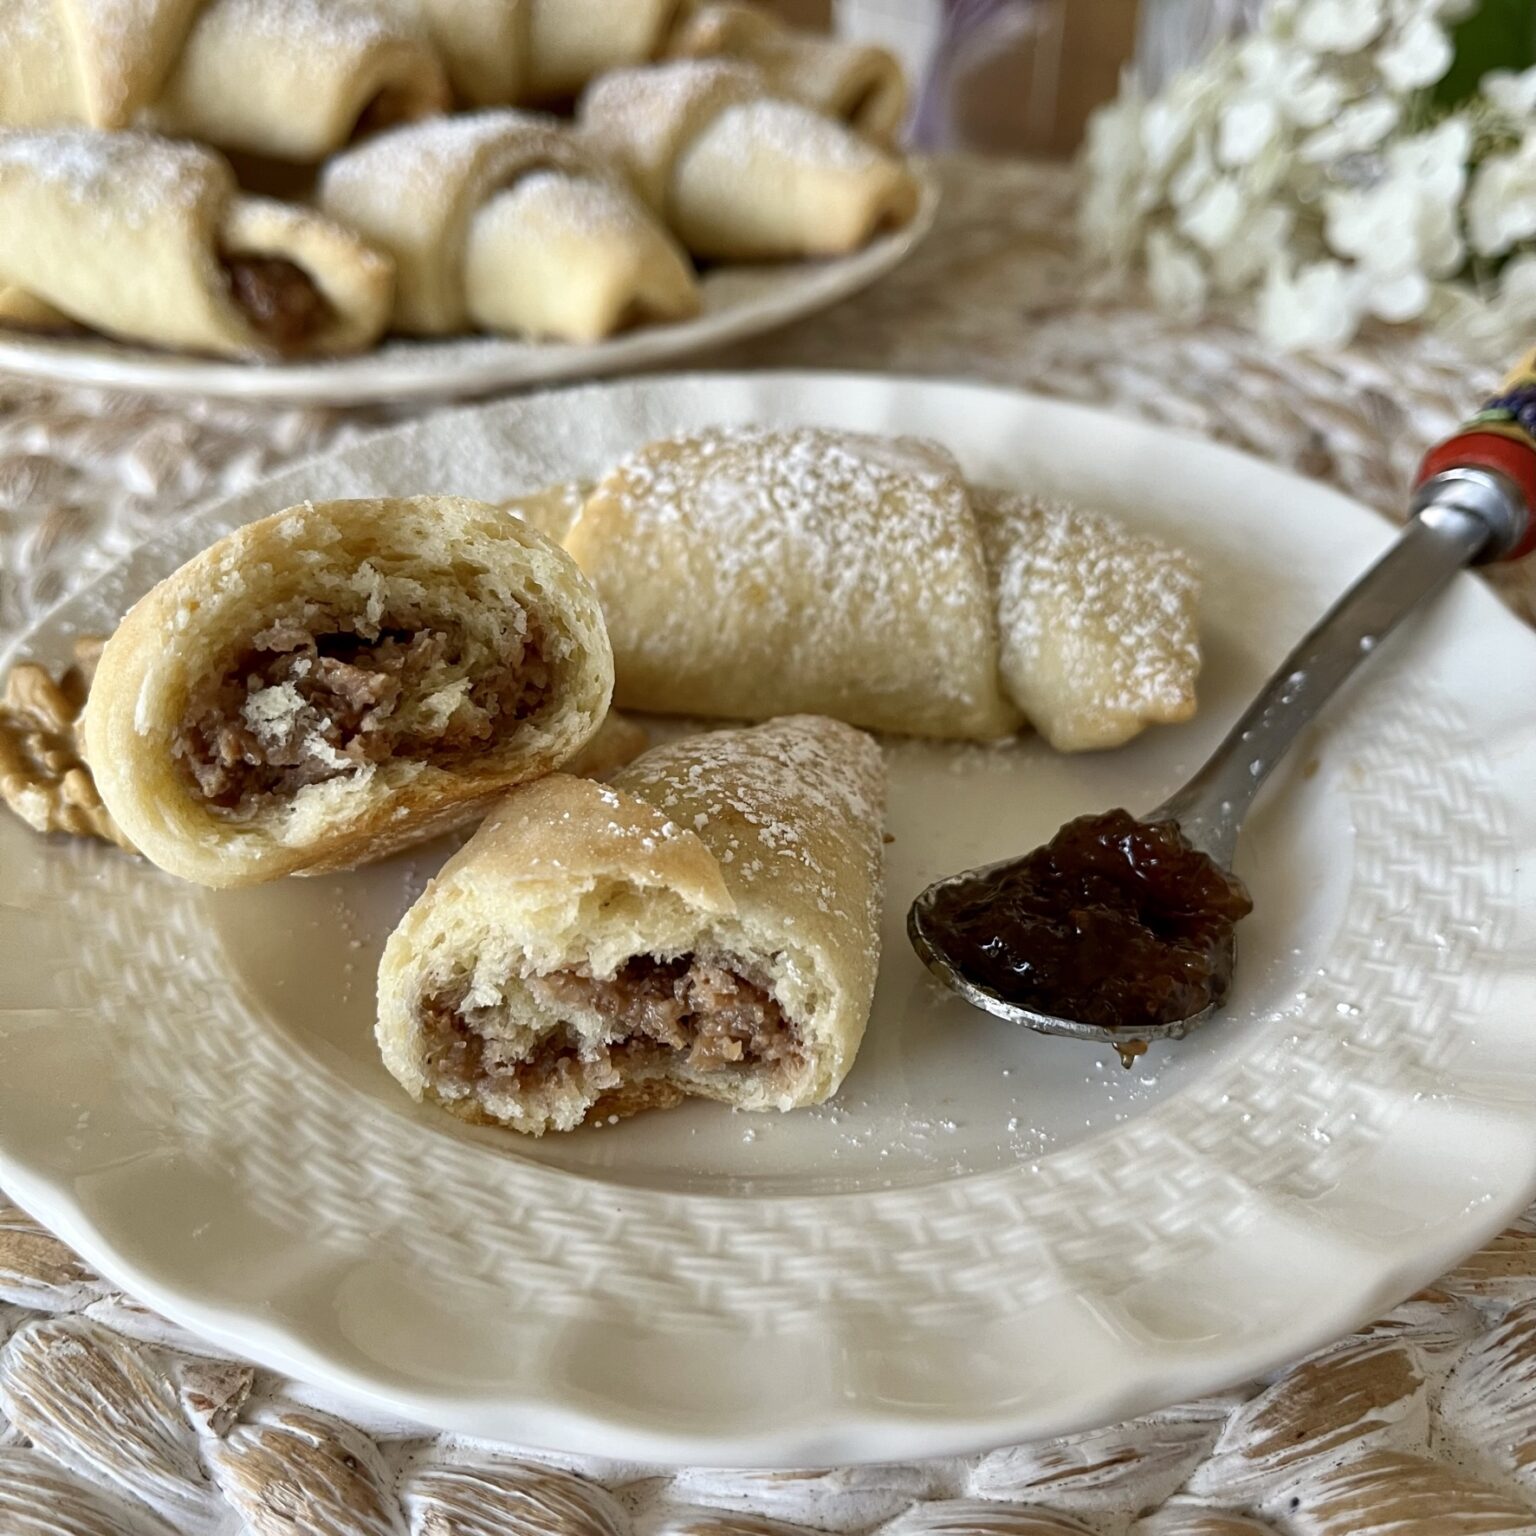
top-left (907, 868), bottom-right (1224, 1048)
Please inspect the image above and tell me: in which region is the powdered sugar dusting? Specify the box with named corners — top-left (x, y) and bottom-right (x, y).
top-left (579, 58), bottom-right (762, 196)
top-left (615, 715), bottom-right (885, 936)
top-left (51, 0), bottom-right (194, 123)
top-left (321, 108), bottom-right (593, 210)
top-left (0, 127), bottom-right (219, 230)
top-left (194, 0), bottom-right (426, 51)
top-left (576, 426), bottom-right (1014, 738)
top-left (504, 168), bottom-right (654, 239)
top-left (975, 487), bottom-right (1201, 750)
top-left (698, 97), bottom-right (886, 174)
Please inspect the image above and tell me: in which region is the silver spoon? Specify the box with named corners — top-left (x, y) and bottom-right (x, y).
top-left (910, 414), bottom-right (1536, 1051)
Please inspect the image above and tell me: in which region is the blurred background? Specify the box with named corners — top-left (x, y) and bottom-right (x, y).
top-left (761, 0), bottom-right (1532, 157)
top-left (762, 0), bottom-right (1178, 156)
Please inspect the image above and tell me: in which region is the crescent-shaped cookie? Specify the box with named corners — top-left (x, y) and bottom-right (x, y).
top-left (666, 3), bottom-right (907, 145)
top-left (319, 112), bottom-right (699, 342)
top-left (0, 0), bottom-right (449, 159)
top-left (559, 427), bottom-right (1202, 749)
top-left (0, 128), bottom-right (393, 357)
top-left (580, 59), bottom-right (918, 259)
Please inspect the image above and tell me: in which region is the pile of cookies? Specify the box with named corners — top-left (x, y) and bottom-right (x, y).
top-left (0, 0), bottom-right (917, 360)
top-left (2, 427), bottom-right (1202, 1135)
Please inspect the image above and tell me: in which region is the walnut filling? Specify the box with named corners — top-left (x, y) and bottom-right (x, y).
top-left (221, 253), bottom-right (334, 354)
top-left (173, 606), bottom-right (549, 813)
top-left (420, 954), bottom-right (805, 1110)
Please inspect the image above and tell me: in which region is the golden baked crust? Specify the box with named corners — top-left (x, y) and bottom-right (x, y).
top-left (564, 426), bottom-right (1023, 740)
top-left (558, 428), bottom-right (1201, 751)
top-left (319, 112), bottom-right (697, 341)
top-left (579, 59), bottom-right (918, 260)
top-left (393, 0), bottom-right (682, 107)
top-left (144, 0), bottom-right (450, 161)
top-left (974, 488), bottom-right (1201, 751)
top-left (84, 495), bottom-right (613, 887)
top-left (376, 716), bottom-right (886, 1133)
top-left (0, 129), bottom-right (393, 358)
top-left (565, 712), bottom-right (647, 779)
top-left (2, 0), bottom-right (449, 158)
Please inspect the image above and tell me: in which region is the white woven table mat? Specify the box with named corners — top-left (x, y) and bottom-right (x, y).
top-left (3, 157), bottom-right (1535, 1536)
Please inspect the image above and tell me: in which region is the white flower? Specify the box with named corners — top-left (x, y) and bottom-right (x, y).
top-left (1299, 98), bottom-right (1400, 162)
top-left (1177, 177), bottom-right (1247, 252)
top-left (1495, 252), bottom-right (1536, 328)
top-left (1466, 136), bottom-right (1536, 257)
top-left (1363, 269), bottom-right (1433, 322)
top-left (1169, 130), bottom-right (1217, 207)
top-left (1482, 65), bottom-right (1536, 118)
top-left (1259, 259), bottom-right (1363, 349)
top-left (1391, 116), bottom-right (1472, 206)
top-left (1231, 35), bottom-right (1345, 132)
top-left (1324, 178), bottom-right (1459, 279)
top-left (1141, 90), bottom-right (1202, 177)
top-left (1218, 95), bottom-right (1281, 165)
top-left (1325, 120), bottom-right (1469, 284)
top-left (1146, 229), bottom-right (1208, 319)
top-left (1079, 0), bottom-right (1508, 354)
top-left (1377, 13), bottom-right (1452, 90)
top-left (1296, 0), bottom-right (1385, 54)
top-left (1212, 203), bottom-right (1296, 288)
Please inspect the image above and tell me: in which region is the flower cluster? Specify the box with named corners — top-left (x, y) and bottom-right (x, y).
top-left (1081, 0), bottom-right (1536, 353)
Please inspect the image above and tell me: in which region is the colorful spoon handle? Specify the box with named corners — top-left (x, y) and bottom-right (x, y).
top-left (1416, 349), bottom-right (1536, 560)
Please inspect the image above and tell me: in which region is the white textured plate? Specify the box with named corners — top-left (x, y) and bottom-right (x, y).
top-left (0, 181), bottom-right (934, 405)
top-left (3, 373), bottom-right (1536, 1468)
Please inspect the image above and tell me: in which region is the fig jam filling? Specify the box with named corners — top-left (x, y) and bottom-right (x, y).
top-left (420, 955), bottom-right (804, 1104)
top-left (221, 253), bottom-right (334, 353)
top-left (173, 609), bottom-right (548, 812)
top-left (922, 809), bottom-right (1253, 1032)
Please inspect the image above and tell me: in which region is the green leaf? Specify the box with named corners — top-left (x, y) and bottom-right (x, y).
top-left (1434, 0), bottom-right (1536, 108)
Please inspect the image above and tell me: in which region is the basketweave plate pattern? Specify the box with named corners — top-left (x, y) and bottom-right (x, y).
top-left (2, 374), bottom-right (1535, 1467)
top-left (0, 183), bottom-right (935, 406)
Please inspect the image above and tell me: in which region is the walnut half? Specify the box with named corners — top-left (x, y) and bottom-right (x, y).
top-left (0, 638), bottom-right (135, 851)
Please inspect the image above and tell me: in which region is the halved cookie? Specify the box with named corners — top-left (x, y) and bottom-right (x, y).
top-left (376, 715), bottom-right (886, 1134)
top-left (85, 495), bottom-right (613, 885)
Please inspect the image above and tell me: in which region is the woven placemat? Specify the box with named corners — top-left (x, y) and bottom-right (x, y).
top-left (3, 157), bottom-right (1535, 1536)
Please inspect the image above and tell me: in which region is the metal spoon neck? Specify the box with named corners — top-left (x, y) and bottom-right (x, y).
top-left (1151, 493), bottom-right (1496, 866)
